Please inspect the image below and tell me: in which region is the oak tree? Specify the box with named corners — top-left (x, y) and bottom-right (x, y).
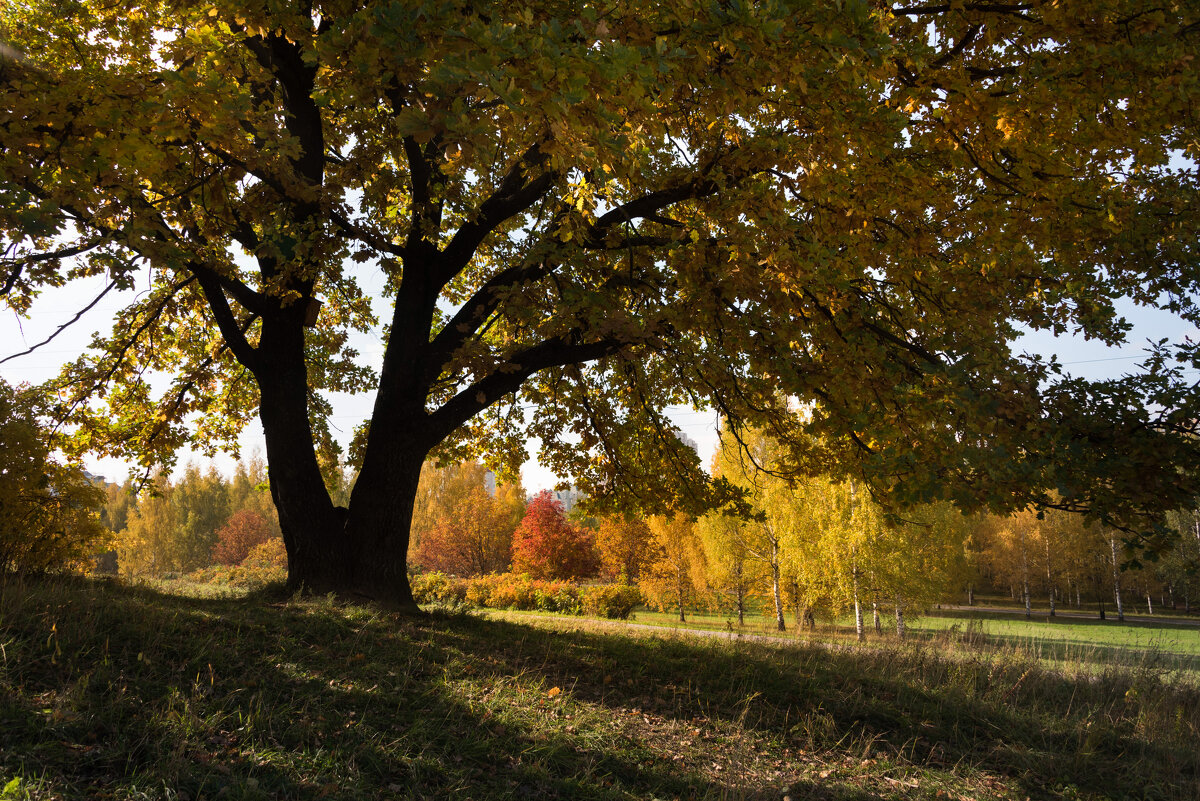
top-left (3, 1), bottom-right (1199, 607)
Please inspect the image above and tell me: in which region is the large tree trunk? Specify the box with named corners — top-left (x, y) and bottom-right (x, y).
top-left (257, 315), bottom-right (425, 610)
top-left (257, 324), bottom-right (358, 597)
top-left (343, 449), bottom-right (424, 610)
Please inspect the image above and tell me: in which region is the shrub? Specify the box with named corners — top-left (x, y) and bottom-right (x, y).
top-left (0, 380), bottom-right (107, 575)
top-left (465, 573), bottom-right (503, 607)
top-left (485, 573), bottom-right (538, 610)
top-left (412, 572), bottom-right (638, 618)
top-left (411, 571), bottom-right (468, 606)
top-left (535, 581), bottom-right (582, 615)
top-left (241, 537), bottom-right (287, 570)
top-left (583, 584), bottom-right (643, 619)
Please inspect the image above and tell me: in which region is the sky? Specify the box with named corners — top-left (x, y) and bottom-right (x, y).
top-left (1, 266), bottom-right (1195, 490)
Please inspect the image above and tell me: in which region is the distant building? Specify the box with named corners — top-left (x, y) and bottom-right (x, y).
top-left (535, 486), bottom-right (585, 514)
top-left (675, 430), bottom-right (699, 453)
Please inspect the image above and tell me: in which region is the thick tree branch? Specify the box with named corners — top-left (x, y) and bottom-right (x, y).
top-left (191, 265), bottom-right (262, 370)
top-left (401, 135), bottom-right (446, 256)
top-left (243, 32), bottom-right (325, 186)
top-left (425, 258), bottom-right (555, 375)
top-left (891, 3), bottom-right (1036, 18)
top-left (439, 142), bottom-right (555, 281)
top-left (425, 335), bottom-right (626, 446)
top-left (581, 179), bottom-right (721, 247)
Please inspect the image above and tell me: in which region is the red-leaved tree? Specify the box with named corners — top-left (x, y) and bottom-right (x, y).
top-left (211, 510), bottom-right (274, 566)
top-left (511, 491), bottom-right (599, 580)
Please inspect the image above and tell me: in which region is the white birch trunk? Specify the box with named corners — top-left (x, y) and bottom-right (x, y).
top-left (852, 564), bottom-right (864, 642)
top-left (770, 535), bottom-right (785, 632)
top-left (1110, 534), bottom-right (1124, 622)
top-left (1020, 528), bottom-right (1031, 619)
top-left (1044, 540), bottom-right (1055, 618)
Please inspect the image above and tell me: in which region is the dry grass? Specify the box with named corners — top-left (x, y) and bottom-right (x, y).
top-left (1, 576), bottom-right (1197, 800)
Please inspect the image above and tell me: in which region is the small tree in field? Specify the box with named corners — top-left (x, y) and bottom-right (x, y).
top-left (512, 491), bottom-right (599, 581)
top-left (596, 514), bottom-right (655, 585)
top-left (411, 484), bottom-right (514, 576)
top-left (212, 510), bottom-right (274, 567)
top-left (641, 513), bottom-right (707, 623)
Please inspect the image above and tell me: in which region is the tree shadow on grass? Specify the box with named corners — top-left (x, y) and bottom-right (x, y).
top-left (1, 578), bottom-right (1196, 800)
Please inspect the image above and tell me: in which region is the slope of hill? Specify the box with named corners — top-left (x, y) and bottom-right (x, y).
top-left (1, 578), bottom-right (1196, 800)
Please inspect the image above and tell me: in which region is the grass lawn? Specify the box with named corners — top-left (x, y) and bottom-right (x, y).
top-left (591, 606), bottom-right (1200, 671)
top-left (2, 577), bottom-right (1198, 800)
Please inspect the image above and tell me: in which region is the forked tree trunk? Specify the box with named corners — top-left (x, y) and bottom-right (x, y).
top-left (257, 316), bottom-right (427, 610)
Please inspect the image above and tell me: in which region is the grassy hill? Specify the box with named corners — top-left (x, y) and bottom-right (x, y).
top-left (1, 578), bottom-right (1197, 800)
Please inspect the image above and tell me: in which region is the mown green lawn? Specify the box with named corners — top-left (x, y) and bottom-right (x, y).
top-left (558, 605), bottom-right (1200, 674)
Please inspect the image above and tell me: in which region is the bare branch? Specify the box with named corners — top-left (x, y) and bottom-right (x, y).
top-left (0, 278), bottom-right (119, 365)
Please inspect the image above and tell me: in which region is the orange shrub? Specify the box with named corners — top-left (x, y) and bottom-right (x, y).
top-left (211, 510), bottom-right (273, 566)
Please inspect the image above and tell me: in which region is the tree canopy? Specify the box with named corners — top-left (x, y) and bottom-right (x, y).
top-left (0, 379), bottom-right (107, 575)
top-left (2, 0), bottom-right (1198, 605)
